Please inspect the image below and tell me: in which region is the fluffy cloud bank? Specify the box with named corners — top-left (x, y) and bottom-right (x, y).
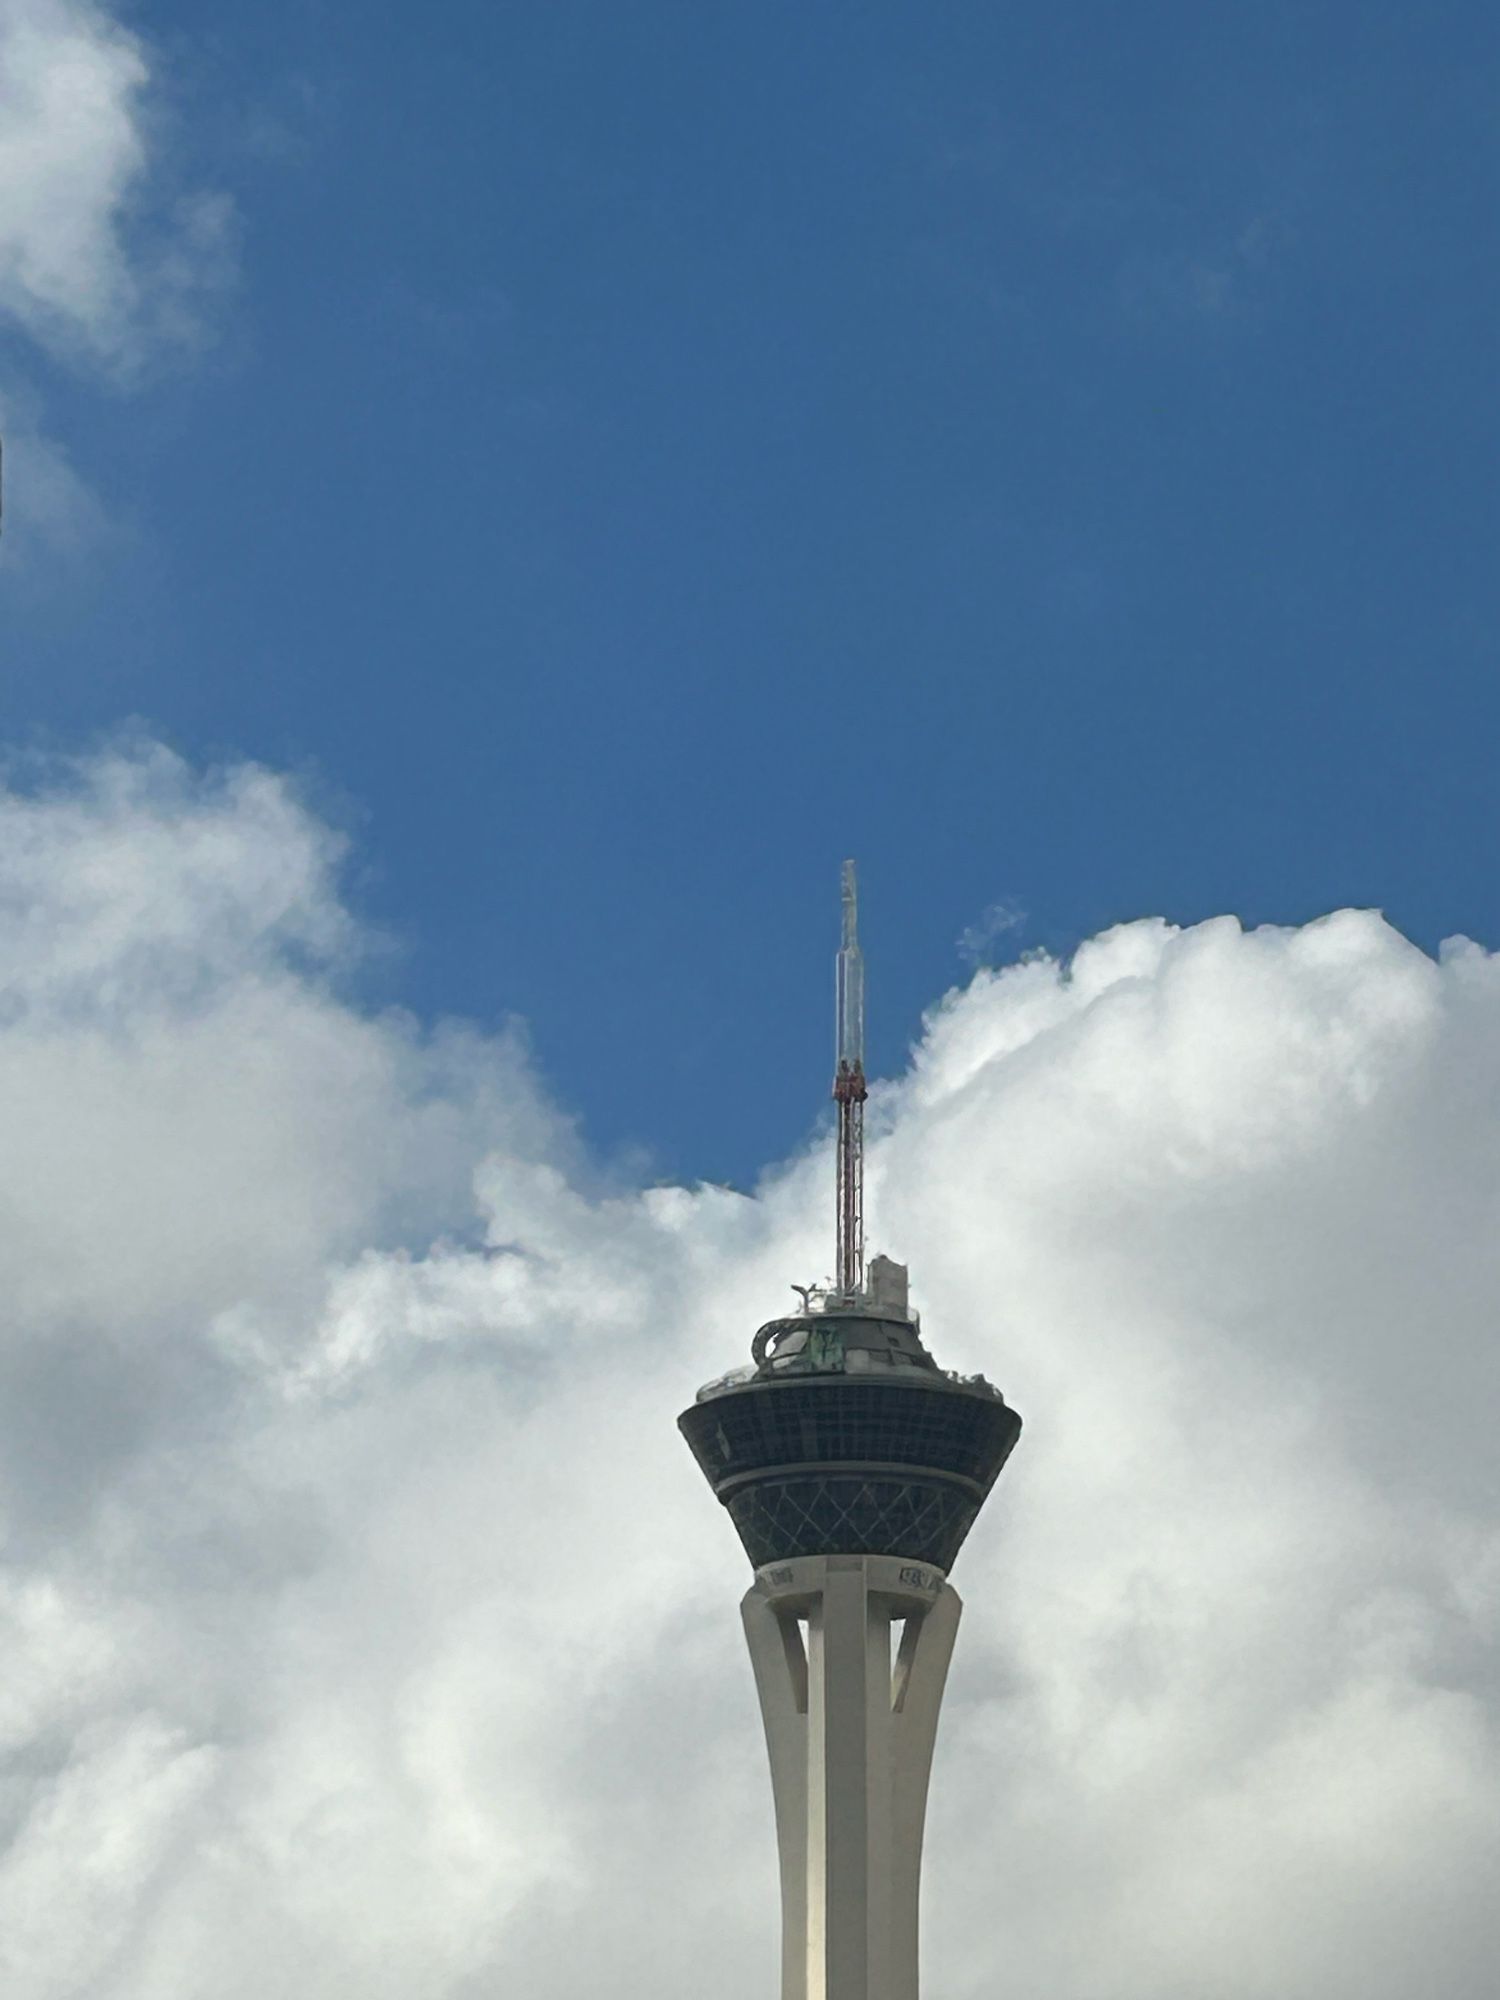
top-left (0, 744), bottom-right (1497, 1998)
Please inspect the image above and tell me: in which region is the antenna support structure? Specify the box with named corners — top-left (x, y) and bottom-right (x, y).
top-left (678, 864), bottom-right (1024, 2000)
top-left (833, 859), bottom-right (868, 1300)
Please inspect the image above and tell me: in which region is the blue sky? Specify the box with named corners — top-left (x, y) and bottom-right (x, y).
top-left (4, 0), bottom-right (1497, 1185)
top-left (7, 17), bottom-right (1500, 1991)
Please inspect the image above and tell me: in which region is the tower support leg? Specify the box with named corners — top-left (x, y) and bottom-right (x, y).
top-left (741, 1554), bottom-right (962, 2000)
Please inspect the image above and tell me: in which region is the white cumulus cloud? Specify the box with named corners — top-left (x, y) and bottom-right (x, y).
top-left (0, 742), bottom-right (1497, 1997)
top-left (0, 0), bottom-right (232, 366)
top-left (0, 1), bottom-right (236, 558)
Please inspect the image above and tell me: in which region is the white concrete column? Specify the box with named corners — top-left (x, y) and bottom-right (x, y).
top-left (741, 1554), bottom-right (962, 2000)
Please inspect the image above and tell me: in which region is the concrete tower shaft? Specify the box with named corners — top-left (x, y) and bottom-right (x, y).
top-left (744, 1555), bottom-right (961, 2000)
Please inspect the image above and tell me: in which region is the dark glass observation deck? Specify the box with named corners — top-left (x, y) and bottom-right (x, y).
top-left (679, 1287), bottom-right (1021, 1574)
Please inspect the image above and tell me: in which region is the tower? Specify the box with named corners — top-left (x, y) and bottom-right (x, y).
top-left (679, 864), bottom-right (1022, 2000)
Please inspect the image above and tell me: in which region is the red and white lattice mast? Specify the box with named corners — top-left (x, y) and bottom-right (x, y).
top-left (833, 859), bottom-right (868, 1299)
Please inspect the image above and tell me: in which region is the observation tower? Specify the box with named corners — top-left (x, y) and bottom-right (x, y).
top-left (679, 863), bottom-right (1022, 2000)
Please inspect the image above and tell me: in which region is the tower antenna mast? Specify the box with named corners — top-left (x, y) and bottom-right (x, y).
top-left (834, 859), bottom-right (867, 1297)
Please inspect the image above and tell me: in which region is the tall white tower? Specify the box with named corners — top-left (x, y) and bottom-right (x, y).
top-left (679, 866), bottom-right (1022, 2000)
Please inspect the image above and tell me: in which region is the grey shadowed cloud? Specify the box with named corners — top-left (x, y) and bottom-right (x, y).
top-left (0, 744), bottom-right (1498, 1997)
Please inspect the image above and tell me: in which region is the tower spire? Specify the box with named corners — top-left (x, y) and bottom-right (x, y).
top-left (679, 861), bottom-right (1024, 2000)
top-left (834, 859), bottom-right (868, 1298)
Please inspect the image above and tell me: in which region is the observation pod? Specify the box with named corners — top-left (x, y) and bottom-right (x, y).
top-left (679, 1260), bottom-right (1020, 1574)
